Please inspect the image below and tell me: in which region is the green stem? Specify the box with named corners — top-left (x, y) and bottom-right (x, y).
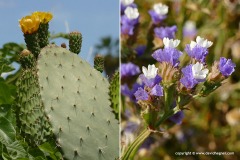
top-left (121, 128), bottom-right (151, 160)
top-left (155, 110), bottom-right (174, 127)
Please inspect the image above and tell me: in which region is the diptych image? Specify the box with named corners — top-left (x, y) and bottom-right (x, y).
top-left (0, 0), bottom-right (239, 159)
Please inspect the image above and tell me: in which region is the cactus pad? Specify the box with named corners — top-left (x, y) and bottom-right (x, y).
top-left (16, 68), bottom-right (52, 146)
top-left (37, 45), bottom-right (119, 160)
top-left (109, 71), bottom-right (119, 119)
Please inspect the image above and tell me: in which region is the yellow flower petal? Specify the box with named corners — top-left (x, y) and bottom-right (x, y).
top-left (32, 11), bottom-right (53, 23)
top-left (19, 15), bottom-right (40, 34)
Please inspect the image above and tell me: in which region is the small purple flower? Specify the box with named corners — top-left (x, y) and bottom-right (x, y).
top-left (121, 22), bottom-right (135, 35)
top-left (180, 65), bottom-right (198, 89)
top-left (134, 64), bottom-right (164, 101)
top-left (183, 21), bottom-right (197, 38)
top-left (134, 87), bottom-right (149, 101)
top-left (135, 45), bottom-right (146, 56)
top-left (185, 44), bottom-right (208, 63)
top-left (219, 57), bottom-right (236, 77)
top-left (139, 74), bottom-right (162, 88)
top-left (148, 3), bottom-right (168, 24)
top-left (121, 83), bottom-right (143, 102)
top-left (185, 36), bottom-right (213, 63)
top-left (150, 84), bottom-right (163, 96)
top-left (121, 7), bottom-right (139, 36)
top-left (121, 2), bottom-right (137, 14)
top-left (169, 111), bottom-right (184, 124)
top-left (121, 62), bottom-right (140, 78)
top-left (149, 10), bottom-right (167, 24)
top-left (152, 47), bottom-right (182, 67)
top-left (154, 25), bottom-right (177, 39)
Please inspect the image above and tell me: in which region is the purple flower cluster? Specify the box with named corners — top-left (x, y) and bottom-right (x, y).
top-left (121, 6), bottom-right (139, 35)
top-left (152, 47), bottom-right (182, 67)
top-left (219, 57), bottom-right (236, 77)
top-left (134, 73), bottom-right (163, 101)
top-left (154, 25), bottom-right (177, 39)
top-left (121, 62), bottom-right (140, 78)
top-left (185, 36), bottom-right (213, 63)
top-left (149, 10), bottom-right (167, 24)
top-left (180, 65), bottom-right (198, 89)
top-left (121, 83), bottom-right (143, 102)
top-left (185, 44), bottom-right (208, 63)
top-left (148, 3), bottom-right (168, 24)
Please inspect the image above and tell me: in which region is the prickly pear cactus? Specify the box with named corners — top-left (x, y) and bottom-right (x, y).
top-left (37, 45), bottom-right (119, 160)
top-left (16, 67), bottom-right (52, 146)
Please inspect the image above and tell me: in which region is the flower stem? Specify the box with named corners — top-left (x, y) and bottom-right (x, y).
top-left (121, 128), bottom-right (151, 160)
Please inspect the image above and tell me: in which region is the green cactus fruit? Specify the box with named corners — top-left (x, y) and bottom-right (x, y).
top-left (38, 23), bottom-right (49, 48)
top-left (94, 54), bottom-right (104, 73)
top-left (37, 45), bottom-right (119, 160)
top-left (69, 31), bottom-right (82, 54)
top-left (16, 67), bottom-right (52, 146)
top-left (109, 71), bottom-right (119, 119)
top-left (24, 32), bottom-right (40, 59)
top-left (19, 49), bottom-right (35, 69)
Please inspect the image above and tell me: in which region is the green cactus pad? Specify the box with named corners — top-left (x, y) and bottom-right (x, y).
top-left (109, 71), bottom-right (119, 119)
top-left (16, 68), bottom-right (52, 146)
top-left (37, 45), bottom-right (119, 160)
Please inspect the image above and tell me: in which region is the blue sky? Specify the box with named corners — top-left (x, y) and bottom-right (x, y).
top-left (0, 0), bottom-right (119, 65)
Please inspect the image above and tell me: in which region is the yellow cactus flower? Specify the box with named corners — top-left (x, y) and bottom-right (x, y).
top-left (19, 15), bottom-right (40, 34)
top-left (32, 11), bottom-right (53, 23)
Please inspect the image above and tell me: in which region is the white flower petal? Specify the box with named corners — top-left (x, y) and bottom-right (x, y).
top-left (121, 0), bottom-right (134, 6)
top-left (192, 62), bottom-right (208, 80)
top-left (142, 66), bottom-right (147, 76)
top-left (142, 64), bottom-right (158, 79)
top-left (163, 38), bottom-right (180, 48)
top-left (190, 41), bottom-right (197, 50)
top-left (153, 3), bottom-right (168, 15)
top-left (194, 36), bottom-right (213, 48)
top-left (125, 7), bottom-right (139, 20)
